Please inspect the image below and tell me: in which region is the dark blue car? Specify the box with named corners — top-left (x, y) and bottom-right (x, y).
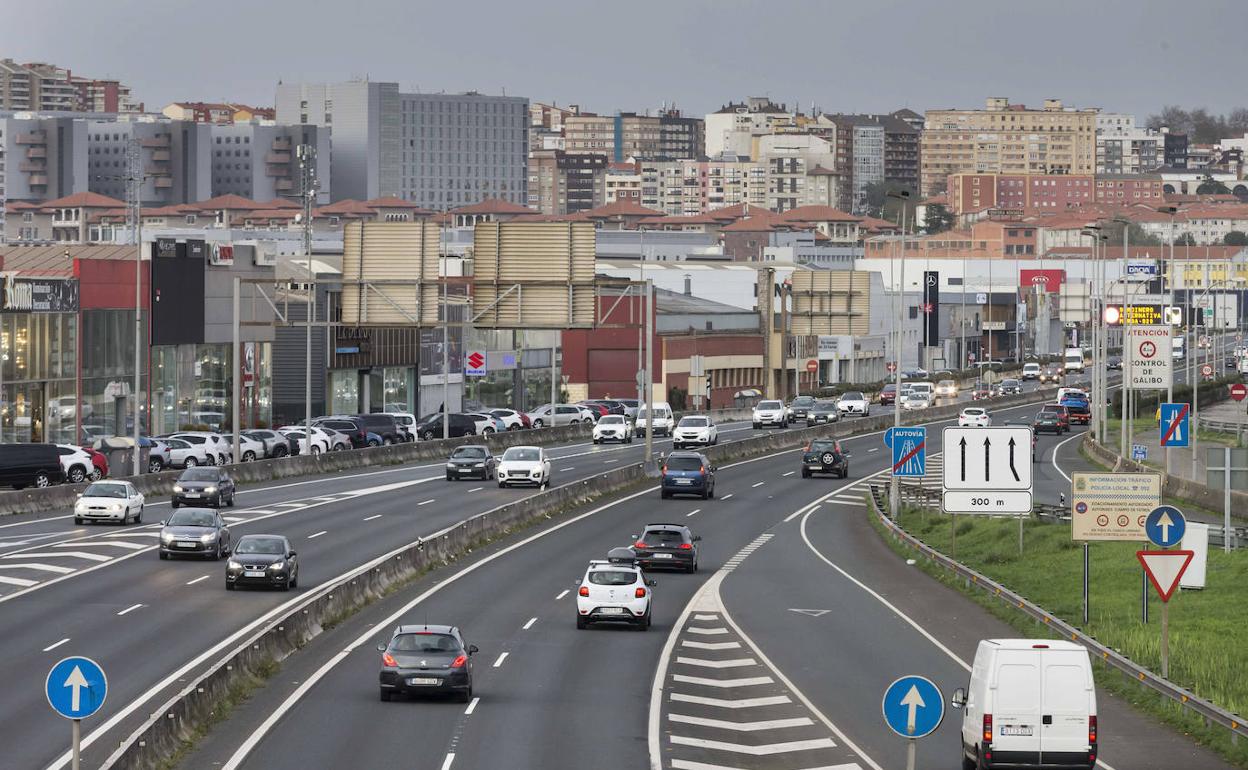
top-left (660, 451), bottom-right (716, 500)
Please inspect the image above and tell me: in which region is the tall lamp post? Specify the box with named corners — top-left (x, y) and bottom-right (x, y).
top-left (1192, 276), bottom-right (1246, 475)
top-left (1159, 206), bottom-right (1178, 477)
top-left (887, 189), bottom-right (910, 520)
top-left (1081, 225), bottom-right (1104, 442)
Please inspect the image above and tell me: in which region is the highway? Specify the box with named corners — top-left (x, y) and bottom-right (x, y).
top-left (167, 390), bottom-right (1233, 770)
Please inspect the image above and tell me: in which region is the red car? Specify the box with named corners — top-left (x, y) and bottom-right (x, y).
top-left (82, 447), bottom-right (109, 480)
top-left (577, 402), bottom-right (610, 418)
top-left (878, 384), bottom-right (898, 406)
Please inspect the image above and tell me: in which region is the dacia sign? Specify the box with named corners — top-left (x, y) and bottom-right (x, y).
top-left (1127, 260), bottom-right (1159, 277)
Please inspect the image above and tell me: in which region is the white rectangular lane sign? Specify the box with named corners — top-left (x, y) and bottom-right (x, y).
top-left (1126, 324), bottom-right (1172, 390)
top-left (942, 426), bottom-right (1033, 514)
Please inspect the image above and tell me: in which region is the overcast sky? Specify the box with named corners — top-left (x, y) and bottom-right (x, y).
top-left (7, 0), bottom-right (1246, 120)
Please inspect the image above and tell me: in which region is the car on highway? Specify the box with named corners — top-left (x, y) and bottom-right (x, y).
top-left (971, 383), bottom-right (995, 401)
top-left (999, 378), bottom-right (1022, 395)
top-left (171, 466), bottom-right (237, 509)
top-left (631, 523), bottom-right (700, 573)
top-left (488, 408), bottom-right (529, 431)
top-left (1038, 365), bottom-right (1063, 385)
top-left (592, 414), bottom-right (633, 444)
top-left (221, 433), bottom-right (266, 462)
top-left (0, 444), bottom-right (65, 489)
top-left (497, 445), bottom-right (551, 488)
top-left (445, 445), bottom-right (496, 480)
top-left (787, 395), bottom-right (817, 422)
top-left (1021, 362), bottom-right (1041, 380)
top-left (806, 401), bottom-right (840, 426)
top-left (935, 379), bottom-right (958, 399)
top-left (226, 534), bottom-right (299, 591)
top-left (673, 415), bottom-right (717, 449)
top-left (378, 624), bottom-right (478, 702)
top-left (74, 480), bottom-right (144, 525)
top-left (660, 450), bottom-right (716, 499)
top-left (878, 383), bottom-right (899, 406)
top-left (800, 438), bottom-right (849, 478)
top-left (1107, 355), bottom-right (1123, 370)
top-left (752, 399), bottom-right (788, 429)
top-left (1033, 406), bottom-right (1069, 435)
top-left (1060, 394), bottom-right (1091, 426)
top-left (901, 389), bottom-right (931, 411)
top-left (958, 407), bottom-right (992, 427)
top-left (836, 391), bottom-right (871, 417)
top-left (55, 444), bottom-right (96, 485)
top-left (576, 548), bottom-right (656, 630)
top-left (159, 507), bottom-right (232, 560)
top-left (635, 401), bottom-right (675, 437)
top-left (951, 639), bottom-right (1097, 770)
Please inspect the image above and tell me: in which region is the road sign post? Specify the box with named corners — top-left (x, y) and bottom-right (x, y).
top-left (882, 675), bottom-right (944, 770)
top-left (1138, 549), bottom-right (1195, 678)
top-left (891, 427), bottom-right (926, 478)
top-left (46, 656), bottom-right (107, 770)
top-left (1158, 403), bottom-right (1190, 448)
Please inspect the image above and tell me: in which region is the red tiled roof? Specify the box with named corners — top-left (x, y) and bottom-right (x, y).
top-left (807, 165), bottom-right (843, 176)
top-left (720, 211), bottom-right (791, 232)
top-left (187, 194), bottom-right (266, 211)
top-left (4, 200), bottom-right (41, 211)
top-left (260, 198), bottom-right (301, 210)
top-left (144, 205), bottom-right (195, 217)
top-left (777, 205), bottom-right (860, 223)
top-left (524, 213), bottom-right (591, 222)
top-left (245, 209), bottom-right (299, 219)
top-left (448, 198), bottom-right (537, 216)
top-left (859, 216), bottom-right (902, 232)
top-left (364, 196), bottom-right (434, 213)
top-left (581, 200), bottom-right (665, 218)
top-left (41, 192), bottom-right (126, 209)
top-left (314, 199), bottom-right (378, 216)
top-left (635, 213), bottom-right (723, 227)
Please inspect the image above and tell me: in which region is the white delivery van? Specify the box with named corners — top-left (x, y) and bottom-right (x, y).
top-left (952, 639), bottom-right (1097, 770)
top-left (634, 401), bottom-right (674, 437)
top-left (1061, 348), bottom-right (1085, 374)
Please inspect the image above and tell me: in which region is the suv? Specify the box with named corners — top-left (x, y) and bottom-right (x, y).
top-left (660, 451), bottom-right (716, 499)
top-left (673, 416), bottom-right (717, 449)
top-left (576, 548), bottom-right (656, 630)
top-left (0, 444), bottom-right (65, 489)
top-left (315, 417), bottom-right (370, 448)
top-left (631, 523), bottom-right (700, 573)
top-left (752, 399), bottom-right (788, 429)
top-left (787, 395), bottom-right (817, 422)
top-left (415, 413), bottom-right (479, 440)
top-left (354, 413), bottom-right (403, 445)
top-left (801, 439), bottom-right (850, 478)
top-left (169, 432), bottom-right (230, 465)
top-left (55, 444), bottom-right (95, 485)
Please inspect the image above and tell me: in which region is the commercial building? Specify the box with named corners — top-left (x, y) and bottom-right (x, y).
top-left (920, 97), bottom-right (1099, 197)
top-left (275, 80), bottom-right (528, 208)
top-left (946, 173), bottom-right (1095, 216)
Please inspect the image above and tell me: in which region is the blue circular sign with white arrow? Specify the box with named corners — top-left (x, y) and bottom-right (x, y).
top-left (881, 674), bottom-right (944, 739)
top-left (46, 656), bottom-right (107, 720)
top-left (1145, 505), bottom-right (1187, 549)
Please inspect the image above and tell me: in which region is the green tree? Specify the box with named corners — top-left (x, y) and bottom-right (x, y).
top-left (862, 180), bottom-right (917, 222)
top-left (1196, 178), bottom-right (1232, 195)
top-left (1099, 220), bottom-right (1162, 247)
top-left (922, 203), bottom-right (957, 234)
top-left (1175, 233), bottom-right (1197, 246)
top-left (1224, 231), bottom-right (1248, 246)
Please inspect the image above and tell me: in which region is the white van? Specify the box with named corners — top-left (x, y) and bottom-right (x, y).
top-left (634, 401), bottom-right (674, 437)
top-left (952, 639), bottom-right (1097, 770)
top-left (1021, 362), bottom-right (1041, 380)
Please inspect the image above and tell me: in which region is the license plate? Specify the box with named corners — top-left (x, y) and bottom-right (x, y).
top-left (675, 478), bottom-right (693, 485)
top-left (407, 677), bottom-right (440, 686)
top-left (457, 468), bottom-right (472, 473)
top-left (177, 541), bottom-right (197, 548)
top-left (243, 570), bottom-right (265, 578)
top-left (809, 464), bottom-right (823, 469)
top-left (999, 725), bottom-right (1034, 736)
top-left (184, 493), bottom-right (200, 498)
top-left (654, 553), bottom-right (673, 559)
top-left (598, 607), bottom-right (625, 615)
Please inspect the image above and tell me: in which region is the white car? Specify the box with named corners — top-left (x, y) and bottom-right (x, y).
top-left (634, 402), bottom-right (675, 437)
top-left (958, 407), bottom-right (991, 427)
top-left (575, 548), bottom-right (655, 630)
top-left (466, 413), bottom-right (501, 435)
top-left (752, 399), bottom-right (788, 429)
top-left (279, 427), bottom-right (331, 455)
top-left (901, 391), bottom-right (931, 411)
top-left (383, 412), bottom-right (418, 441)
top-left (673, 416), bottom-right (717, 449)
top-left (221, 433), bottom-right (267, 462)
top-left (836, 391), bottom-right (870, 417)
top-left (170, 432), bottom-right (231, 465)
top-left (497, 445), bottom-right (552, 488)
top-left (526, 404), bottom-right (590, 428)
top-left (160, 437), bottom-right (213, 467)
top-left (592, 415), bottom-right (633, 444)
top-left (488, 409), bottom-right (526, 431)
top-left (55, 444), bottom-right (96, 485)
top-left (74, 480), bottom-right (145, 525)
top-left (935, 379), bottom-right (958, 399)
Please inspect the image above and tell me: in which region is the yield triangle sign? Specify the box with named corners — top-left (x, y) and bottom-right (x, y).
top-left (1137, 550), bottom-right (1195, 603)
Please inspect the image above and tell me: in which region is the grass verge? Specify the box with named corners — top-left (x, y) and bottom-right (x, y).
top-left (867, 505), bottom-right (1248, 768)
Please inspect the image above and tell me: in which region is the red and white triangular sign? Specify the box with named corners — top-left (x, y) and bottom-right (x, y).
top-left (1137, 550), bottom-right (1195, 603)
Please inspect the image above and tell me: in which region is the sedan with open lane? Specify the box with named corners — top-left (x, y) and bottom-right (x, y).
top-left (227, 534), bottom-right (299, 591)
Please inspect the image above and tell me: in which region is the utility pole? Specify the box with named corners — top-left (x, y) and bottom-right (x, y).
top-left (298, 145), bottom-right (318, 443)
top-left (888, 190), bottom-right (910, 520)
top-left (1161, 206), bottom-right (1178, 477)
top-left (126, 141), bottom-right (143, 474)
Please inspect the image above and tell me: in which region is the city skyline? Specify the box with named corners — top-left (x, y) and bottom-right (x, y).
top-left (4, 0), bottom-right (1247, 121)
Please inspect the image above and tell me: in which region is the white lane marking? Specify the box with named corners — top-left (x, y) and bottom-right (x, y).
top-left (224, 516), bottom-right (244, 523)
top-left (603, 459), bottom-right (618, 464)
top-left (116, 603), bottom-right (144, 616)
top-left (560, 467), bottom-right (575, 472)
top-left (686, 627), bottom-right (729, 636)
top-left (3, 551), bottom-right (110, 562)
top-left (686, 509), bottom-right (701, 518)
top-left (671, 760), bottom-right (862, 770)
top-left (867, 447), bottom-right (880, 453)
top-left (680, 640), bottom-right (741, 651)
top-left (468, 487), bottom-right (484, 493)
top-left (555, 589), bottom-right (570, 601)
top-left (492, 652), bottom-right (509, 668)
top-left (53, 541), bottom-right (147, 551)
top-left (440, 754), bottom-right (455, 770)
top-left (246, 509), bottom-right (277, 515)
top-left (668, 713), bottom-right (814, 731)
top-left (0, 562), bottom-right (75, 574)
top-left (418, 499), bottom-right (436, 506)
top-left (782, 471), bottom-right (796, 477)
top-left (832, 500), bottom-right (866, 507)
top-left (522, 617), bottom-right (537, 630)
top-left (0, 575), bottom-right (37, 587)
top-left (363, 515), bottom-right (382, 521)
top-left (670, 693), bottom-right (791, 709)
top-left (785, 504), bottom-right (819, 524)
top-left (1051, 431), bottom-right (1083, 483)
top-left (751, 482), bottom-right (765, 488)
top-left (668, 736), bottom-right (836, 755)
top-left (186, 575), bottom-right (210, 585)
top-left (307, 531), bottom-right (327, 540)
top-left (672, 673), bottom-right (774, 688)
top-left (464, 697), bottom-right (479, 715)
top-left (692, 614), bottom-right (718, 621)
top-left (675, 656), bottom-right (757, 669)
top-left (43, 638), bottom-right (70, 652)
top-left (721, 494), bottom-right (734, 500)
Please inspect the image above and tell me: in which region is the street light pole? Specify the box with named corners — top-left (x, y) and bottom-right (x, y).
top-left (298, 145), bottom-right (317, 444)
top-left (888, 190), bottom-right (910, 520)
top-left (1160, 206), bottom-right (1178, 477)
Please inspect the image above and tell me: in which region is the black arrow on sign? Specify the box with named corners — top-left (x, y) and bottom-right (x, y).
top-left (1008, 437), bottom-right (1020, 481)
top-left (983, 437), bottom-right (992, 482)
top-left (959, 437), bottom-right (967, 481)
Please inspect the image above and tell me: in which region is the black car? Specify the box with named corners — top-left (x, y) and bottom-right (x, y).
top-left (787, 395), bottom-right (817, 422)
top-left (172, 466), bottom-right (236, 508)
top-left (0, 444), bottom-right (66, 489)
top-left (226, 534), bottom-right (298, 591)
top-left (806, 401), bottom-right (840, 426)
top-left (801, 439), bottom-right (850, 478)
top-left (631, 523), bottom-right (700, 573)
top-left (378, 624), bottom-right (478, 703)
top-left (416, 413), bottom-right (479, 441)
top-left (446, 445), bottom-right (496, 480)
top-left (243, 430), bottom-right (293, 458)
top-left (1033, 408), bottom-right (1066, 435)
top-left (660, 451), bottom-right (716, 499)
top-left (999, 378), bottom-right (1022, 395)
top-left (355, 413), bottom-right (403, 445)
top-left (315, 417), bottom-right (370, 448)
top-left (159, 507), bottom-right (231, 560)
top-left (1107, 356), bottom-right (1123, 370)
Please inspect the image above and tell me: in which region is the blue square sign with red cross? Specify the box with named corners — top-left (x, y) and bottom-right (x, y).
top-left (1159, 403), bottom-right (1190, 447)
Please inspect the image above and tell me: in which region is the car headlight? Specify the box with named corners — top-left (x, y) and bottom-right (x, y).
top-left (109, 503), bottom-right (123, 512)
top-left (200, 533), bottom-right (217, 543)
top-left (269, 561), bottom-right (285, 570)
top-left (204, 486), bottom-right (217, 494)
top-left (473, 463), bottom-right (484, 468)
top-left (161, 532), bottom-right (175, 543)
top-left (227, 560), bottom-right (242, 570)
top-left (173, 485), bottom-right (183, 493)
top-left (446, 462), bottom-right (455, 468)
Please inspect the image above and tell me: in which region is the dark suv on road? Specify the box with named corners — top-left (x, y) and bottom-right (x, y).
top-left (631, 523), bottom-right (701, 573)
top-left (660, 451), bottom-right (716, 499)
top-left (801, 439), bottom-right (850, 478)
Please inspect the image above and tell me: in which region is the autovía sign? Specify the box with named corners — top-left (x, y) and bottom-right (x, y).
top-left (1127, 260), bottom-right (1159, 277)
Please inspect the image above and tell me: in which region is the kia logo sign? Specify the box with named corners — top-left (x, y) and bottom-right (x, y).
top-left (1031, 275), bottom-right (1049, 285)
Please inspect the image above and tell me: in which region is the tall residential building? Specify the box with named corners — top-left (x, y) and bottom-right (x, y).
top-left (823, 115), bottom-right (886, 213)
top-left (0, 60), bottom-right (140, 113)
top-left (757, 134), bottom-right (838, 213)
top-left (0, 115), bottom-right (88, 203)
top-left (1095, 113), bottom-right (1164, 175)
top-left (276, 81), bottom-right (528, 208)
top-left (527, 150), bottom-right (606, 214)
top-left (703, 98), bottom-right (796, 158)
top-left (638, 157), bottom-right (766, 215)
top-left (920, 97), bottom-right (1099, 197)
top-left (604, 162), bottom-right (642, 206)
top-left (563, 110), bottom-right (703, 162)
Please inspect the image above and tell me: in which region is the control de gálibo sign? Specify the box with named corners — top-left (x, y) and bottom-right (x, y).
top-left (1125, 325), bottom-right (1172, 390)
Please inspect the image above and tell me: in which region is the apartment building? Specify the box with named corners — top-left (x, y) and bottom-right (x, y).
top-left (276, 81), bottom-right (528, 208)
top-left (704, 98), bottom-right (796, 158)
top-left (0, 115), bottom-right (88, 205)
top-left (527, 150), bottom-right (606, 214)
top-left (1093, 174), bottom-right (1165, 204)
top-left (920, 97), bottom-right (1098, 197)
top-left (563, 109), bottom-right (703, 161)
top-left (0, 59), bottom-right (140, 113)
top-left (162, 102), bottom-right (277, 124)
top-left (1095, 113), bottom-right (1165, 174)
top-left (604, 162), bottom-right (642, 206)
top-left (757, 134), bottom-right (837, 213)
top-left (636, 157), bottom-right (767, 216)
top-left (946, 173), bottom-right (1095, 215)
top-left (210, 123), bottom-right (331, 203)
top-left (822, 115), bottom-right (885, 213)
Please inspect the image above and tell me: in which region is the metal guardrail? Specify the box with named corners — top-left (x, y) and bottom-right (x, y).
top-left (868, 484), bottom-right (1248, 745)
top-left (1197, 414), bottom-right (1248, 436)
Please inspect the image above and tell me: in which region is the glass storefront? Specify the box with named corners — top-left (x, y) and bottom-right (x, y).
top-left (151, 342), bottom-right (271, 434)
top-left (328, 366), bottom-right (415, 415)
top-left (80, 309), bottom-right (147, 440)
top-left (0, 312), bottom-right (79, 443)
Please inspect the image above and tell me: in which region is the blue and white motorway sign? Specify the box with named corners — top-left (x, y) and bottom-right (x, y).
top-left (1145, 505), bottom-right (1187, 549)
top-left (882, 674), bottom-right (944, 739)
top-left (1159, 403), bottom-right (1190, 447)
top-left (890, 427), bottom-right (926, 478)
top-left (46, 656), bottom-right (107, 720)
top-left (1132, 443), bottom-right (1148, 462)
